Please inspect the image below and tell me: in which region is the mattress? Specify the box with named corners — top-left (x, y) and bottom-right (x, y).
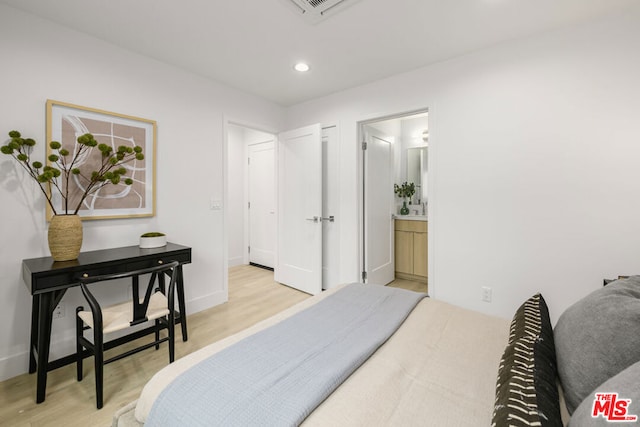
top-left (113, 286), bottom-right (510, 426)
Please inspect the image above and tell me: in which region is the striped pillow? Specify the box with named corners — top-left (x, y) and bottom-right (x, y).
top-left (492, 293), bottom-right (562, 427)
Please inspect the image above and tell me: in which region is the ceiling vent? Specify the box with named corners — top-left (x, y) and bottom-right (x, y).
top-left (282, 0), bottom-right (362, 23)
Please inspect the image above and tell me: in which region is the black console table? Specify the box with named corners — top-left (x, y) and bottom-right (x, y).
top-left (22, 242), bottom-right (192, 403)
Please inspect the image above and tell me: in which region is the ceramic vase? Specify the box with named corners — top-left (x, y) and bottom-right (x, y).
top-left (400, 200), bottom-right (409, 215)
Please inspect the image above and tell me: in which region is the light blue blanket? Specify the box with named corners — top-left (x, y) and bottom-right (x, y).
top-left (146, 283), bottom-right (426, 427)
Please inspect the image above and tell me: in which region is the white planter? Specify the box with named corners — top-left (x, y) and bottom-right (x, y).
top-left (139, 235), bottom-right (167, 249)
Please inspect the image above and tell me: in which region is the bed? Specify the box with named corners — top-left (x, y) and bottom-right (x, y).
top-left (112, 276), bottom-right (640, 426)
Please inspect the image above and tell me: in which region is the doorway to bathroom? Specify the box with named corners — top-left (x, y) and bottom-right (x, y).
top-left (359, 110), bottom-right (429, 290)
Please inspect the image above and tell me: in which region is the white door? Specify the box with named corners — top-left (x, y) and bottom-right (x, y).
top-left (322, 126), bottom-right (339, 290)
top-left (275, 124), bottom-right (322, 295)
top-left (248, 141), bottom-right (275, 268)
top-left (364, 127), bottom-right (395, 285)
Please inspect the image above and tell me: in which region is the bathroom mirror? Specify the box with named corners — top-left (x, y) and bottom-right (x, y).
top-left (407, 146), bottom-right (427, 204)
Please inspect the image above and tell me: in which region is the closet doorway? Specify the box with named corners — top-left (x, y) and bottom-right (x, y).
top-left (227, 123), bottom-right (276, 269)
top-left (226, 119), bottom-right (342, 301)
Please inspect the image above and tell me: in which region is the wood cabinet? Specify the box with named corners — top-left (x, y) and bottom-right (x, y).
top-left (394, 219), bottom-right (427, 282)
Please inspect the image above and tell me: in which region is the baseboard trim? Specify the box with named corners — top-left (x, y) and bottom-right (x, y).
top-left (187, 290), bottom-right (228, 314)
top-left (228, 256), bottom-right (244, 267)
top-left (0, 351), bottom-right (30, 383)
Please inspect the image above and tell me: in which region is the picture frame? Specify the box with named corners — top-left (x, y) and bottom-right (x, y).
top-left (46, 100), bottom-right (156, 220)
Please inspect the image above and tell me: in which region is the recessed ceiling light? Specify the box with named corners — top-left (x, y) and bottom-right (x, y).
top-left (294, 62), bottom-right (310, 72)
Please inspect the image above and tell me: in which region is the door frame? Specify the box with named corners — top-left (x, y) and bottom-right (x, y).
top-left (356, 107), bottom-right (432, 291)
top-left (321, 124), bottom-right (341, 290)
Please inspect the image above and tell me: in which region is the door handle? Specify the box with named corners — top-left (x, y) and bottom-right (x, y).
top-left (305, 216), bottom-right (319, 223)
top-left (321, 216), bottom-right (335, 222)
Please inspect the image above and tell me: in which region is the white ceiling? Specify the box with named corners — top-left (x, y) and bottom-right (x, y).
top-left (1, 0), bottom-right (636, 106)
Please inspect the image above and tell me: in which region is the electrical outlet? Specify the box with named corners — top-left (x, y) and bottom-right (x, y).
top-left (481, 286), bottom-right (492, 303)
top-left (53, 303), bottom-right (65, 319)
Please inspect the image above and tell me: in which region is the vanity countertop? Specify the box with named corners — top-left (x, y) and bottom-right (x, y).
top-left (395, 215), bottom-right (427, 221)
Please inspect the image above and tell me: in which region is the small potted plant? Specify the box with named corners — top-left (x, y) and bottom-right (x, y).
top-left (139, 232), bottom-right (167, 249)
top-left (394, 182), bottom-right (415, 215)
top-left (1, 130), bottom-right (144, 260)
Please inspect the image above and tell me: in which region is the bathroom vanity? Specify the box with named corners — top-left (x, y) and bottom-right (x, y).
top-left (394, 217), bottom-right (427, 282)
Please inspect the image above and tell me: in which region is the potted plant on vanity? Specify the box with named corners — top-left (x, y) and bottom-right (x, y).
top-left (394, 182), bottom-right (415, 215)
top-left (1, 130), bottom-right (144, 261)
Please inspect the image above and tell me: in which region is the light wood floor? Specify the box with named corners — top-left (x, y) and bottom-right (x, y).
top-left (389, 277), bottom-right (428, 294)
top-left (0, 266), bottom-right (425, 426)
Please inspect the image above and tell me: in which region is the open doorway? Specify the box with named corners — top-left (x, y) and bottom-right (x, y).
top-left (359, 110), bottom-right (429, 292)
top-left (227, 123), bottom-right (277, 270)
top-left (226, 121), bottom-right (341, 299)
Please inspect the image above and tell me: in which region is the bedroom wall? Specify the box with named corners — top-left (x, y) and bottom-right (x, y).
top-left (0, 4), bottom-right (284, 381)
top-left (285, 5), bottom-right (640, 324)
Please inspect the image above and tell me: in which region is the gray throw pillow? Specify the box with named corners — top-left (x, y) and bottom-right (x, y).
top-left (569, 360), bottom-right (640, 426)
top-left (555, 276), bottom-right (640, 414)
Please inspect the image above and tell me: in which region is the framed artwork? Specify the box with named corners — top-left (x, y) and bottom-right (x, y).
top-left (46, 100), bottom-right (156, 220)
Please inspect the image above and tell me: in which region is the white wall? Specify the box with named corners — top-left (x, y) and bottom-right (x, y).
top-left (0, 5), bottom-right (284, 381)
top-left (285, 6), bottom-right (640, 324)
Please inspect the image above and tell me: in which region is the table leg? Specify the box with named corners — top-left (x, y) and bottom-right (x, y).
top-left (35, 293), bottom-right (55, 403)
top-left (29, 295), bottom-right (40, 374)
top-left (176, 266), bottom-right (188, 341)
